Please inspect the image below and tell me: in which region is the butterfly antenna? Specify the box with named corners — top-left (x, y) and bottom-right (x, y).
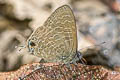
top-left (15, 45), bottom-right (26, 52)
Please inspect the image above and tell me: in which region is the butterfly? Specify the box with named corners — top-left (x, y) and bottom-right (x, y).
top-left (27, 5), bottom-right (82, 63)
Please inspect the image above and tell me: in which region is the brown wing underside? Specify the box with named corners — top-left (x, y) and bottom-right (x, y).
top-left (27, 5), bottom-right (77, 63)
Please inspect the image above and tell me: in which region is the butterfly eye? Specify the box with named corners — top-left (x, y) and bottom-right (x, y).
top-left (29, 41), bottom-right (36, 46)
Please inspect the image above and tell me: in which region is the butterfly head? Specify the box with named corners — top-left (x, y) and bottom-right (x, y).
top-left (27, 36), bottom-right (38, 55)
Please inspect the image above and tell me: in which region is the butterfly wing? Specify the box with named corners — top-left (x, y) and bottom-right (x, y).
top-left (27, 5), bottom-right (77, 63)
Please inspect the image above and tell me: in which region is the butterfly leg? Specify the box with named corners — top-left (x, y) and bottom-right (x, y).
top-left (64, 62), bottom-right (73, 70)
top-left (71, 51), bottom-right (86, 65)
top-left (64, 51), bottom-right (83, 70)
top-left (76, 51), bottom-right (87, 64)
